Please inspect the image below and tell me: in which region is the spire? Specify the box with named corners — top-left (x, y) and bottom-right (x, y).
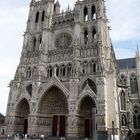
top-left (56, 0), bottom-right (60, 7)
top-left (136, 44), bottom-right (140, 60)
top-left (30, 0), bottom-right (35, 6)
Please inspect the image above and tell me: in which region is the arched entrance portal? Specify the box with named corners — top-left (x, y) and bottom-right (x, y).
top-left (15, 99), bottom-right (30, 134)
top-left (78, 96), bottom-right (96, 138)
top-left (38, 86), bottom-right (68, 137)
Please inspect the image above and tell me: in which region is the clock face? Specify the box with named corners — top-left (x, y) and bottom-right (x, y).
top-left (55, 32), bottom-right (72, 49)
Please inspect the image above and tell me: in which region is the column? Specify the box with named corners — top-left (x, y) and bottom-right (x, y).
top-left (92, 107), bottom-right (96, 140)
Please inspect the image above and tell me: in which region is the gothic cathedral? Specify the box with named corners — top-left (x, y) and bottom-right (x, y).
top-left (5, 0), bottom-right (140, 140)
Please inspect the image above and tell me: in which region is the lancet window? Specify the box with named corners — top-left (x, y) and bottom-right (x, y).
top-left (120, 90), bottom-right (126, 111)
top-left (41, 11), bottom-right (45, 22)
top-left (91, 5), bottom-right (96, 20)
top-left (47, 66), bottom-right (53, 78)
top-left (83, 61), bottom-right (88, 74)
top-left (35, 11), bottom-right (39, 23)
top-left (32, 67), bottom-right (37, 78)
top-left (26, 67), bottom-right (32, 79)
top-left (121, 114), bottom-right (127, 126)
top-left (92, 29), bottom-right (96, 43)
top-left (61, 65), bottom-right (66, 77)
top-left (84, 30), bottom-right (88, 45)
top-left (55, 65), bottom-right (59, 77)
top-left (84, 7), bottom-right (88, 21)
top-left (39, 36), bottom-right (42, 50)
top-left (133, 106), bottom-right (140, 129)
top-left (130, 73), bottom-right (138, 94)
top-left (90, 60), bottom-right (96, 73)
top-left (26, 84), bottom-right (32, 96)
top-left (67, 63), bottom-right (72, 77)
top-left (33, 38), bottom-right (37, 52)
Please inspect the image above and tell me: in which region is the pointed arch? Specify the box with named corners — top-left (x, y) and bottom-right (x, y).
top-left (26, 84), bottom-right (32, 96)
top-left (38, 78), bottom-right (70, 100)
top-left (84, 7), bottom-right (88, 21)
top-left (35, 11), bottom-right (39, 23)
top-left (15, 98), bottom-right (30, 116)
top-left (91, 5), bottom-right (96, 20)
top-left (120, 90), bottom-right (126, 111)
top-left (14, 98), bottom-right (30, 134)
top-left (77, 94), bottom-right (96, 138)
top-left (84, 30), bottom-right (89, 45)
top-left (41, 10), bottom-right (45, 21)
top-left (92, 28), bottom-right (96, 42)
top-left (130, 73), bottom-right (138, 94)
top-left (38, 86), bottom-right (68, 114)
top-left (121, 114), bottom-right (127, 126)
top-left (82, 78), bottom-right (97, 94)
top-left (33, 38), bottom-right (37, 52)
top-left (133, 106), bottom-right (140, 129)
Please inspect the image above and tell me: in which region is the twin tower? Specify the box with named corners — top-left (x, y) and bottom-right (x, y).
top-left (5, 0), bottom-right (127, 139)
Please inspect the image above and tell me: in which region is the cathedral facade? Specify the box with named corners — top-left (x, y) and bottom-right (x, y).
top-left (5, 0), bottom-right (140, 140)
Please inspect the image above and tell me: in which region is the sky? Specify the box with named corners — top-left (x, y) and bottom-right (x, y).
top-left (0, 0), bottom-right (140, 115)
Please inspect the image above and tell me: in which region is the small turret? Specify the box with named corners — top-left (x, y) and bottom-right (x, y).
top-left (30, 0), bottom-right (35, 6)
top-left (54, 0), bottom-right (60, 14)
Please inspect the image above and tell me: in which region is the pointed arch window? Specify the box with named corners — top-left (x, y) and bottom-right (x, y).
top-left (55, 65), bottom-right (59, 77)
top-left (84, 7), bottom-right (88, 21)
top-left (84, 30), bottom-right (88, 45)
top-left (26, 67), bottom-right (32, 78)
top-left (33, 67), bottom-right (37, 78)
top-left (130, 73), bottom-right (138, 94)
top-left (35, 11), bottom-right (39, 23)
top-left (48, 66), bottom-right (53, 78)
top-left (91, 5), bottom-right (96, 20)
top-left (39, 36), bottom-right (42, 50)
top-left (33, 38), bottom-right (36, 52)
top-left (119, 74), bottom-right (127, 86)
top-left (133, 106), bottom-right (140, 129)
top-left (41, 11), bottom-right (45, 22)
top-left (83, 61), bottom-right (88, 74)
top-left (120, 91), bottom-right (126, 111)
top-left (67, 63), bottom-right (72, 77)
top-left (121, 114), bottom-right (127, 126)
top-left (91, 60), bottom-right (96, 73)
top-left (61, 65), bottom-right (66, 77)
top-left (92, 29), bottom-right (96, 43)
top-left (26, 84), bottom-right (32, 96)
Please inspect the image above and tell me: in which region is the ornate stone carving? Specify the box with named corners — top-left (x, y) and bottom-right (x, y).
top-left (55, 32), bottom-right (72, 49)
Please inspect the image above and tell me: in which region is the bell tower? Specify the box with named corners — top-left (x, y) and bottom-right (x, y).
top-left (73, 0), bottom-right (119, 139)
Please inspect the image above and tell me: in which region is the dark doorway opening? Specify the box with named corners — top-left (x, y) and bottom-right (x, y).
top-left (52, 115), bottom-right (66, 137)
top-left (85, 119), bottom-right (91, 138)
top-left (24, 119), bottom-right (28, 134)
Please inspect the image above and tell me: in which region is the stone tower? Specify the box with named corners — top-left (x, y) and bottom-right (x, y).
top-left (5, 0), bottom-right (121, 139)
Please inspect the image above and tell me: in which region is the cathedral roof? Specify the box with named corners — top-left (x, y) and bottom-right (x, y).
top-left (117, 58), bottom-right (136, 69)
top-left (0, 113), bottom-right (5, 118)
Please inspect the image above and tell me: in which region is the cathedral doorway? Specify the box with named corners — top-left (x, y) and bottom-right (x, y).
top-left (78, 96), bottom-right (96, 138)
top-left (52, 115), bottom-right (66, 137)
top-left (15, 99), bottom-right (30, 134)
top-left (38, 86), bottom-right (68, 137)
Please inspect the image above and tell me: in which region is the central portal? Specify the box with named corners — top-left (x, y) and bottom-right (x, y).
top-left (38, 86), bottom-right (68, 137)
top-left (52, 115), bottom-right (66, 137)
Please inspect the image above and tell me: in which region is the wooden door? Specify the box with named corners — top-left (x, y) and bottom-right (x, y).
top-left (85, 119), bottom-right (91, 138)
top-left (52, 115), bottom-right (58, 137)
top-left (59, 115), bottom-right (66, 137)
top-left (24, 119), bottom-right (28, 134)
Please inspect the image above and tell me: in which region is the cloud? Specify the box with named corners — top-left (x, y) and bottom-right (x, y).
top-left (107, 0), bottom-right (140, 42)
